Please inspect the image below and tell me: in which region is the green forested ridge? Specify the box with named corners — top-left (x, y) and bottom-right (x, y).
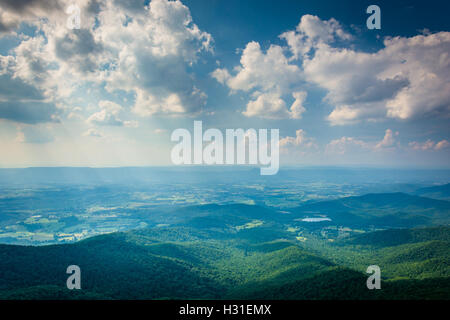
top-left (414, 183), bottom-right (450, 201)
top-left (344, 226), bottom-right (450, 247)
top-left (292, 193), bottom-right (450, 227)
top-left (0, 225), bottom-right (449, 299)
top-left (0, 192), bottom-right (449, 300)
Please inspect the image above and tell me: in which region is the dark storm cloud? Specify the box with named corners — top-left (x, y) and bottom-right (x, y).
top-left (0, 75), bottom-right (44, 101)
top-left (54, 29), bottom-right (102, 58)
top-left (0, 101), bottom-right (59, 124)
top-left (0, 0), bottom-right (62, 33)
top-left (0, 0), bottom-right (62, 13)
top-left (54, 28), bottom-right (103, 72)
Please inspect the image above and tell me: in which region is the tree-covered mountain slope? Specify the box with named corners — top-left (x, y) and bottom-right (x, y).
top-left (344, 226), bottom-right (450, 247)
top-left (0, 224), bottom-right (448, 299)
top-left (414, 183), bottom-right (450, 201)
top-left (292, 193), bottom-right (450, 227)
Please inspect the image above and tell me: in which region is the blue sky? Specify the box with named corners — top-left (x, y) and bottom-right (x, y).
top-left (0, 0), bottom-right (449, 168)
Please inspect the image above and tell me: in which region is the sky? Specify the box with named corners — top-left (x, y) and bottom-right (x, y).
top-left (0, 0), bottom-right (449, 168)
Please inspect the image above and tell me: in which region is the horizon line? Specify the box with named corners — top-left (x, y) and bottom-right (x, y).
top-left (1, 165), bottom-right (450, 171)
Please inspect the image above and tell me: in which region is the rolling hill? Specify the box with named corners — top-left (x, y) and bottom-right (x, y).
top-left (0, 223), bottom-right (448, 299)
top-left (414, 183), bottom-right (450, 201)
top-left (291, 193), bottom-right (450, 228)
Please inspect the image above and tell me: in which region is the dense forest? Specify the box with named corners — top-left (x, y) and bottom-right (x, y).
top-left (0, 222), bottom-right (448, 299)
top-left (1, 188), bottom-right (449, 299)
